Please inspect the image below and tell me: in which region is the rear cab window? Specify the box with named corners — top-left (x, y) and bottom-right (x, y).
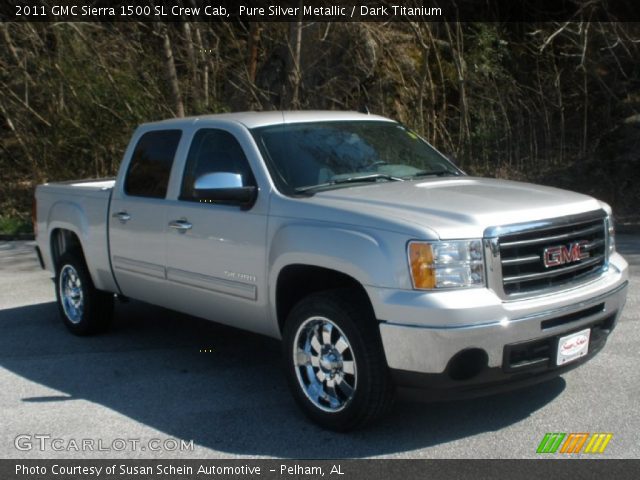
top-left (124, 130), bottom-right (182, 198)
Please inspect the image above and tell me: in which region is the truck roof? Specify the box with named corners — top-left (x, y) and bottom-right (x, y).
top-left (142, 111), bottom-right (395, 129)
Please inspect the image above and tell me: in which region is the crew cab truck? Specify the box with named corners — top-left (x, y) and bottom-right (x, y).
top-left (35, 111), bottom-right (629, 431)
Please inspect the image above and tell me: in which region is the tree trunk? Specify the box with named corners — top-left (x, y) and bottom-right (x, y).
top-left (182, 22), bottom-right (199, 108)
top-left (160, 25), bottom-right (185, 117)
top-left (284, 7), bottom-right (303, 109)
top-left (247, 22), bottom-right (262, 84)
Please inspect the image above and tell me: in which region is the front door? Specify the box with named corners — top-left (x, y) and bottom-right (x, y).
top-left (163, 128), bottom-right (269, 334)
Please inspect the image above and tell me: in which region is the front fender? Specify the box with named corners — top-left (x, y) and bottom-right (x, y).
top-left (268, 222), bottom-right (413, 323)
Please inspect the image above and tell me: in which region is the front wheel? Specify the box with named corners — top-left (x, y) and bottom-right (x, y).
top-left (55, 252), bottom-right (113, 335)
top-left (283, 290), bottom-right (394, 431)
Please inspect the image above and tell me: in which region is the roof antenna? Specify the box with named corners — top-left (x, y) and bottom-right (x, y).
top-left (359, 104), bottom-right (370, 115)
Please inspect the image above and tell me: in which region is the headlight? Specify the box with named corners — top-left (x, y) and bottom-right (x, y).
top-left (408, 240), bottom-right (485, 289)
top-left (606, 216), bottom-right (615, 255)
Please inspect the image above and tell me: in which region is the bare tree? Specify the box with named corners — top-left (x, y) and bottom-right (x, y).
top-left (158, 24), bottom-right (185, 117)
top-left (284, 5), bottom-right (303, 108)
top-left (247, 22), bottom-right (262, 84)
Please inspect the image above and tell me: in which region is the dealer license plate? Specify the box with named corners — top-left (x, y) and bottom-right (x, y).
top-left (556, 328), bottom-right (591, 366)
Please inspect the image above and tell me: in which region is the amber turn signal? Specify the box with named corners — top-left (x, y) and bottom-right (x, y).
top-left (409, 242), bottom-right (436, 289)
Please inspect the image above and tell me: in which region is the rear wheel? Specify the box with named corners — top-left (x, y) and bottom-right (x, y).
top-left (283, 290), bottom-right (394, 431)
top-left (55, 252), bottom-right (113, 335)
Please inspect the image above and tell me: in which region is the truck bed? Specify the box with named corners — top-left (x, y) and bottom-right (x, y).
top-left (40, 177), bottom-right (116, 191)
top-left (35, 178), bottom-right (119, 292)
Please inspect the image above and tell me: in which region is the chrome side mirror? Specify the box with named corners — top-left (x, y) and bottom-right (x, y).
top-left (193, 172), bottom-right (257, 209)
top-left (194, 172), bottom-right (243, 190)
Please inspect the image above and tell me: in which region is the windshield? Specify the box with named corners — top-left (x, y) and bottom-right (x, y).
top-left (251, 121), bottom-right (462, 194)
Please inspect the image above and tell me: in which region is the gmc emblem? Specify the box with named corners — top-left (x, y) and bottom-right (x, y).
top-left (543, 241), bottom-right (590, 268)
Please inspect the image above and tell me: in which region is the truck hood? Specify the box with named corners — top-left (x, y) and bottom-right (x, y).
top-left (307, 177), bottom-right (604, 239)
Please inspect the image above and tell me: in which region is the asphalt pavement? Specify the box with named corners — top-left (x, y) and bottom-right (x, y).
top-left (0, 238), bottom-right (638, 459)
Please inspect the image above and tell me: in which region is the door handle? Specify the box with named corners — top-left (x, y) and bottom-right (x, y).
top-left (168, 219), bottom-right (193, 232)
top-left (113, 211), bottom-right (131, 223)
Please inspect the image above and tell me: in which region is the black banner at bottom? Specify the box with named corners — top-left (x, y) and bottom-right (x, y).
top-left (2, 459), bottom-right (639, 480)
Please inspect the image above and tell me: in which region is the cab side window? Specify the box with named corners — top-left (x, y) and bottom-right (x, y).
top-left (124, 130), bottom-right (182, 198)
top-left (180, 129), bottom-right (256, 201)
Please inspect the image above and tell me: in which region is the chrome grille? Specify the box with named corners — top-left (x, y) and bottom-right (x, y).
top-left (494, 213), bottom-right (607, 297)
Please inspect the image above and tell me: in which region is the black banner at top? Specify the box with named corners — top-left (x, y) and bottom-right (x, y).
top-left (1, 0), bottom-right (639, 22)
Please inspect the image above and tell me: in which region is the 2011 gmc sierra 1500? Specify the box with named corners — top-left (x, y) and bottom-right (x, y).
top-left (34, 111), bottom-right (628, 430)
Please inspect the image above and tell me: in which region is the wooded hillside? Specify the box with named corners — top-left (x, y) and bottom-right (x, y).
top-left (1, 21), bottom-right (639, 232)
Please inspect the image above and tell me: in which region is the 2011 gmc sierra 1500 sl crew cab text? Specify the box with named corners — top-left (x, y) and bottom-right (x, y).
top-left (34, 111), bottom-right (628, 430)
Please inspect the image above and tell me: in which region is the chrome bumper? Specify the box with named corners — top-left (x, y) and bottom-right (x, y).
top-left (371, 252), bottom-right (628, 375)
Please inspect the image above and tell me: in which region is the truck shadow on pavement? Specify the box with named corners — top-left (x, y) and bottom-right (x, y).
top-left (0, 300), bottom-right (566, 458)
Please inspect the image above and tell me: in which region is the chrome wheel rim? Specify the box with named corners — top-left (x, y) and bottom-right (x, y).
top-left (293, 316), bottom-right (357, 413)
top-left (59, 265), bottom-right (84, 324)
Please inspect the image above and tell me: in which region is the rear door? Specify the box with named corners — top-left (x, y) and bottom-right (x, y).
top-left (163, 126), bottom-right (270, 335)
top-left (109, 129), bottom-right (182, 304)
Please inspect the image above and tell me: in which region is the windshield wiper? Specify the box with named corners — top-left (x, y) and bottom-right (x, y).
top-left (412, 169), bottom-right (461, 178)
top-left (335, 173), bottom-right (405, 184)
top-left (294, 173), bottom-right (404, 194)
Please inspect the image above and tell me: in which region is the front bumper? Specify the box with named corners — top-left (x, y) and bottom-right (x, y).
top-left (369, 252), bottom-right (628, 397)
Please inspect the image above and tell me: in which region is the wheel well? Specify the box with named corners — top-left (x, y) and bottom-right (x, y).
top-left (276, 265), bottom-right (374, 332)
top-left (50, 229), bottom-right (84, 269)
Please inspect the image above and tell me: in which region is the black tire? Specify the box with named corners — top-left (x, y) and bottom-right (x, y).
top-left (282, 289), bottom-right (394, 431)
top-left (55, 251), bottom-right (113, 335)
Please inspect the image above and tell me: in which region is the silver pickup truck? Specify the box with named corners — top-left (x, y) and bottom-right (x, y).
top-left (34, 111), bottom-right (628, 430)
